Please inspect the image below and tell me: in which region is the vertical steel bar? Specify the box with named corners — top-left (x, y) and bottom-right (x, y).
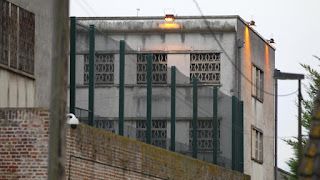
top-left (232, 96), bottom-right (236, 171)
top-left (118, 40), bottom-right (125, 136)
top-left (146, 54), bottom-right (152, 144)
top-left (192, 77), bottom-right (198, 158)
top-left (69, 17), bottom-right (76, 114)
top-left (170, 66), bottom-right (176, 151)
top-left (213, 86), bottom-right (218, 164)
top-left (88, 25), bottom-right (95, 127)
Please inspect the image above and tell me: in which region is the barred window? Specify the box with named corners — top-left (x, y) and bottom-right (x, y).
top-left (189, 119), bottom-right (221, 151)
top-left (137, 54), bottom-right (167, 84)
top-left (0, 1), bottom-right (10, 66)
top-left (252, 64), bottom-right (264, 101)
top-left (84, 54), bottom-right (114, 84)
top-left (251, 126), bottom-right (263, 163)
top-left (190, 53), bottom-right (221, 84)
top-left (0, 1), bottom-right (35, 74)
top-left (136, 120), bottom-right (167, 149)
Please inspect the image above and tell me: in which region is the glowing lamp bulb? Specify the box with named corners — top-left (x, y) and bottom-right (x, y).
top-left (165, 14), bottom-right (174, 22)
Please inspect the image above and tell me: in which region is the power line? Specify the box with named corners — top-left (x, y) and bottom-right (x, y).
top-left (192, 0), bottom-right (300, 98)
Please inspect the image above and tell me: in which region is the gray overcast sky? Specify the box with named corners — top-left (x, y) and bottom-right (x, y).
top-left (70, 0), bottom-right (320, 172)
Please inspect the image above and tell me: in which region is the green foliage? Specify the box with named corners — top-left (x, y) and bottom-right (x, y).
top-left (283, 56), bottom-right (320, 180)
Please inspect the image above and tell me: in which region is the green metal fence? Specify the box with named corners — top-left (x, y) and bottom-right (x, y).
top-left (69, 18), bottom-right (244, 173)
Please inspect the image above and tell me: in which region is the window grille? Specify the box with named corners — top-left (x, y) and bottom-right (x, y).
top-left (190, 53), bottom-right (221, 84)
top-left (84, 54), bottom-right (114, 84)
top-left (0, 1), bottom-right (10, 65)
top-left (251, 127), bottom-right (263, 163)
top-left (18, 7), bottom-right (35, 74)
top-left (137, 54), bottom-right (167, 84)
top-left (252, 65), bottom-right (264, 101)
top-left (10, 4), bottom-right (18, 69)
top-left (0, 1), bottom-right (35, 74)
top-left (136, 120), bottom-right (167, 149)
top-left (189, 119), bottom-right (221, 151)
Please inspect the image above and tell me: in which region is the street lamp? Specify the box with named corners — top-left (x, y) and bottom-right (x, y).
top-left (274, 69), bottom-right (304, 180)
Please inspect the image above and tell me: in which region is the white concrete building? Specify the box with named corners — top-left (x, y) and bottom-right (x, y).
top-left (72, 16), bottom-right (275, 179)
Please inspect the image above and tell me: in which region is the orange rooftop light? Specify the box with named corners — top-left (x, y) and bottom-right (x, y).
top-left (165, 14), bottom-right (174, 22)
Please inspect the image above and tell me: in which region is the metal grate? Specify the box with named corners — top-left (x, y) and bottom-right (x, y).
top-left (136, 120), bottom-right (167, 149)
top-left (9, 4), bottom-right (18, 69)
top-left (84, 54), bottom-right (114, 84)
top-left (137, 54), bottom-right (167, 84)
top-left (18, 7), bottom-right (35, 74)
top-left (0, 1), bottom-right (10, 65)
top-left (189, 119), bottom-right (221, 151)
top-left (190, 53), bottom-right (221, 84)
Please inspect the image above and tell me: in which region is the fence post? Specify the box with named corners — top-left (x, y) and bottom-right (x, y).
top-left (232, 96), bottom-right (236, 170)
top-left (146, 54), bottom-right (152, 144)
top-left (192, 77), bottom-right (198, 159)
top-left (213, 86), bottom-right (218, 164)
top-left (69, 17), bottom-right (76, 114)
top-left (170, 66), bottom-right (176, 152)
top-left (240, 101), bottom-right (244, 173)
top-left (88, 25), bottom-right (95, 127)
top-left (119, 40), bottom-right (125, 136)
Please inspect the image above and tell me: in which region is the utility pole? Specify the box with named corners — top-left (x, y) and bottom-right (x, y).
top-left (298, 79), bottom-right (302, 178)
top-left (274, 69), bottom-right (304, 180)
top-left (47, 0), bottom-right (69, 179)
top-left (274, 77), bottom-right (278, 180)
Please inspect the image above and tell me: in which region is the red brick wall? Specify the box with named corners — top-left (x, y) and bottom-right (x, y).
top-left (0, 108), bottom-right (49, 179)
top-left (0, 108), bottom-right (250, 179)
top-left (66, 124), bottom-right (250, 180)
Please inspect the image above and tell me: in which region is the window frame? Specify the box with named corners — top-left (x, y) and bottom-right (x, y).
top-left (0, 0), bottom-right (35, 76)
top-left (251, 125), bottom-right (263, 164)
top-left (251, 64), bottom-right (264, 102)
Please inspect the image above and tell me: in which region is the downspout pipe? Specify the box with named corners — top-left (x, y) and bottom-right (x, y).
top-left (237, 39), bottom-right (245, 100)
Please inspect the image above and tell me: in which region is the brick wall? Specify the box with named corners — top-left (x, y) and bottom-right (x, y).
top-left (0, 108), bottom-right (250, 179)
top-left (66, 124), bottom-right (250, 180)
top-left (0, 108), bottom-right (49, 179)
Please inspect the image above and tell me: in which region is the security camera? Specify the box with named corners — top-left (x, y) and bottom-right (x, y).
top-left (66, 113), bottom-right (79, 129)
